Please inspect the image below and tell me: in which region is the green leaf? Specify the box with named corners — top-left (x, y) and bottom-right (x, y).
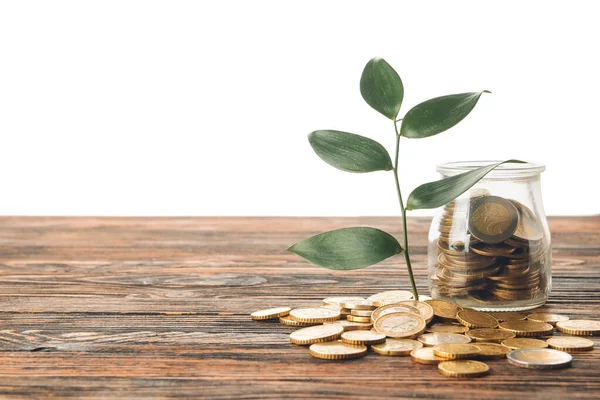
top-left (360, 57), bottom-right (404, 120)
top-left (406, 160), bottom-right (525, 210)
top-left (287, 227), bottom-right (403, 270)
top-left (400, 91), bottom-right (491, 139)
top-left (308, 130), bottom-right (393, 173)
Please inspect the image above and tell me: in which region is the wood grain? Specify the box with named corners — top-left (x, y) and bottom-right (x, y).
top-left (0, 216), bottom-right (598, 399)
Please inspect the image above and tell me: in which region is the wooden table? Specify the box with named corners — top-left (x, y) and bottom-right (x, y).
top-left (0, 216), bottom-right (598, 399)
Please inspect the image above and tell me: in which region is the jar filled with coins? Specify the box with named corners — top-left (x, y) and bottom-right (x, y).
top-left (428, 161), bottom-right (551, 311)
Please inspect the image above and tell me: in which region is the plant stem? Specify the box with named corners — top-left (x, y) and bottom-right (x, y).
top-left (393, 120), bottom-right (419, 300)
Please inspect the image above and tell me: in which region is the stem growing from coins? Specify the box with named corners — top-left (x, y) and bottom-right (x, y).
top-left (393, 120), bottom-right (419, 300)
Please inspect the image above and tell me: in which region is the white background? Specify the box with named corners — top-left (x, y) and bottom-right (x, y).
top-left (1, 1), bottom-right (598, 216)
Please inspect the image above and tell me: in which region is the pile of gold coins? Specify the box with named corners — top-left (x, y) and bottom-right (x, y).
top-left (432, 189), bottom-right (549, 303)
top-left (251, 294), bottom-right (599, 378)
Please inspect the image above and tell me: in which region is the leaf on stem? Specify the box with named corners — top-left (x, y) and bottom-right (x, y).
top-left (406, 160), bottom-right (525, 210)
top-left (287, 227), bottom-right (403, 270)
top-left (308, 130), bottom-right (393, 173)
top-left (400, 91), bottom-right (491, 139)
top-left (360, 57), bottom-right (404, 120)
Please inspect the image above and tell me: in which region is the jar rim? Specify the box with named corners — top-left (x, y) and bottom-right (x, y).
top-left (436, 160), bottom-right (545, 178)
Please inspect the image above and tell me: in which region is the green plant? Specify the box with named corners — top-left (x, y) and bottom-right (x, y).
top-left (287, 57), bottom-right (522, 300)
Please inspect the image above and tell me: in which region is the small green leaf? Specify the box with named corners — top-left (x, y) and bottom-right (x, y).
top-left (360, 57), bottom-right (404, 120)
top-left (406, 160), bottom-right (525, 210)
top-left (308, 130), bottom-right (393, 173)
top-left (400, 91), bottom-right (491, 139)
top-left (287, 227), bottom-right (403, 270)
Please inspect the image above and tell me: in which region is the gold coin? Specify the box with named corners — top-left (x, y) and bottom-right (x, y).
top-left (433, 343), bottom-right (481, 360)
top-left (396, 300), bottom-right (435, 323)
top-left (340, 299), bottom-right (375, 310)
top-left (475, 343), bottom-right (510, 359)
top-left (456, 309), bottom-right (498, 329)
top-left (527, 313), bottom-right (569, 325)
top-left (556, 319), bottom-right (600, 336)
top-left (411, 347), bottom-right (445, 365)
top-left (341, 330), bottom-right (386, 345)
top-left (251, 307), bottom-right (291, 320)
top-left (373, 312), bottom-right (426, 339)
top-left (322, 296), bottom-right (365, 306)
top-left (289, 324), bottom-right (344, 345)
top-left (438, 360), bottom-right (489, 378)
top-left (486, 312), bottom-right (527, 322)
top-left (347, 315), bottom-right (371, 323)
top-left (546, 336), bottom-right (594, 352)
top-left (417, 333), bottom-right (472, 346)
top-left (350, 309), bottom-right (373, 317)
top-left (279, 315), bottom-right (317, 327)
top-left (289, 307), bottom-right (340, 323)
top-left (370, 303), bottom-right (421, 323)
top-left (309, 341), bottom-right (367, 360)
top-left (470, 243), bottom-right (518, 257)
top-left (511, 200), bottom-right (544, 242)
top-left (372, 339), bottom-right (423, 356)
top-left (320, 304), bottom-right (342, 311)
top-left (367, 290), bottom-right (413, 307)
top-left (498, 320), bottom-right (554, 337)
top-left (425, 299), bottom-right (463, 320)
top-left (426, 324), bottom-right (470, 334)
top-left (501, 338), bottom-right (548, 350)
top-left (323, 320), bottom-right (373, 331)
top-left (466, 328), bottom-right (515, 343)
top-left (468, 195), bottom-right (519, 244)
top-left (506, 348), bottom-right (572, 369)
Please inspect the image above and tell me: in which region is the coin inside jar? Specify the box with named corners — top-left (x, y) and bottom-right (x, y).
top-left (468, 196), bottom-right (519, 244)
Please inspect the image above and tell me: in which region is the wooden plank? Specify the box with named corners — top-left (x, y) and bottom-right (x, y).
top-left (0, 216), bottom-right (598, 399)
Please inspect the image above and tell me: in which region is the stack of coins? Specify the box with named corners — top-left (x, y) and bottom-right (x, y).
top-left (252, 295), bottom-right (597, 377)
top-left (432, 189), bottom-right (549, 304)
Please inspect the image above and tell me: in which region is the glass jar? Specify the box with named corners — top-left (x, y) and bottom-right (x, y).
top-left (427, 161), bottom-right (551, 311)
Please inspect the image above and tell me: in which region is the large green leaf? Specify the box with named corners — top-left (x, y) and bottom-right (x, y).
top-left (308, 130), bottom-right (393, 173)
top-left (406, 160), bottom-right (525, 210)
top-left (360, 58), bottom-right (404, 120)
top-left (287, 227), bottom-right (403, 270)
top-left (400, 91), bottom-right (490, 138)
